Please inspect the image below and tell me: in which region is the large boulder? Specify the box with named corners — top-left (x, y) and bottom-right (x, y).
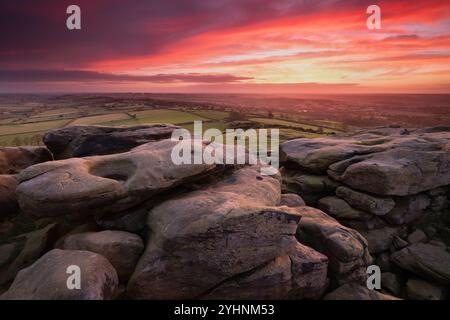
top-left (391, 243), bottom-right (450, 285)
top-left (281, 137), bottom-right (379, 174)
top-left (317, 196), bottom-right (372, 221)
top-left (294, 206), bottom-right (372, 284)
top-left (0, 146), bottom-right (52, 174)
top-left (328, 141), bottom-right (450, 196)
top-left (278, 193), bottom-right (305, 207)
top-left (61, 230), bottom-right (144, 282)
top-left (127, 167), bottom-right (317, 299)
top-left (324, 282), bottom-right (400, 300)
top-left (44, 124), bottom-right (180, 159)
top-left (0, 175), bottom-right (18, 219)
top-left (16, 139), bottom-right (223, 218)
top-left (282, 129), bottom-right (450, 196)
top-left (1, 249), bottom-right (118, 300)
top-left (203, 243), bottom-right (328, 299)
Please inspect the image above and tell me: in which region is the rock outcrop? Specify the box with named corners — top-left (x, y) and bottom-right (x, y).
top-left (61, 230), bottom-right (144, 282)
top-left (127, 167), bottom-right (329, 299)
top-left (1, 249), bottom-right (118, 300)
top-left (16, 139), bottom-right (223, 218)
top-left (1, 125), bottom-right (449, 300)
top-left (44, 124), bottom-right (180, 159)
top-left (281, 126), bottom-right (450, 300)
top-left (391, 243), bottom-right (450, 285)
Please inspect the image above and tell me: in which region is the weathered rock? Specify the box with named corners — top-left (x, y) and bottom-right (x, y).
top-left (407, 229), bottom-right (427, 244)
top-left (0, 146), bottom-right (52, 174)
top-left (44, 124), bottom-right (180, 159)
top-left (359, 226), bottom-right (401, 254)
top-left (0, 223), bottom-right (57, 285)
top-left (295, 206), bottom-right (372, 284)
top-left (16, 139), bottom-right (223, 218)
top-left (391, 243), bottom-right (450, 285)
top-left (392, 236), bottom-right (408, 250)
top-left (329, 141), bottom-right (450, 196)
top-left (62, 231), bottom-right (144, 282)
top-left (279, 193), bottom-right (305, 207)
top-left (282, 129), bottom-right (450, 196)
top-left (317, 196), bottom-right (372, 220)
top-left (281, 137), bottom-right (378, 174)
top-left (203, 243), bottom-right (328, 299)
top-left (1, 249), bottom-right (118, 300)
top-left (324, 282), bottom-right (400, 300)
top-left (335, 186), bottom-right (395, 216)
top-left (127, 167), bottom-right (307, 299)
top-left (0, 175), bottom-right (18, 219)
top-left (406, 278), bottom-right (445, 300)
top-left (381, 272), bottom-right (402, 296)
top-left (385, 194), bottom-right (430, 225)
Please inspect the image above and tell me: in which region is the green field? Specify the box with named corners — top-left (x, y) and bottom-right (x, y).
top-left (249, 117), bottom-right (339, 134)
top-left (185, 110), bottom-right (229, 120)
top-left (0, 119), bottom-right (69, 136)
top-left (0, 106), bottom-right (339, 147)
top-left (70, 113), bottom-right (131, 125)
top-left (101, 109), bottom-right (209, 126)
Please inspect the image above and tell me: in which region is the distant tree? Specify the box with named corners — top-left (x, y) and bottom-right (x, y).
top-left (268, 111), bottom-right (274, 119)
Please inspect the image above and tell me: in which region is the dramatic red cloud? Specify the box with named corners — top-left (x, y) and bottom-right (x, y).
top-left (1, 0), bottom-right (449, 93)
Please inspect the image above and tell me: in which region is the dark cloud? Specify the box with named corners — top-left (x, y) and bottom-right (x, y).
top-left (382, 34), bottom-right (420, 41)
top-left (0, 0), bottom-right (372, 68)
top-left (0, 69), bottom-right (252, 83)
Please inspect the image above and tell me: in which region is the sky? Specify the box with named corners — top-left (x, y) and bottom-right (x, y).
top-left (1, 0), bottom-right (450, 94)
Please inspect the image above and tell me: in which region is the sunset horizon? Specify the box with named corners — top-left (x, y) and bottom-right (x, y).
top-left (1, 0), bottom-right (450, 94)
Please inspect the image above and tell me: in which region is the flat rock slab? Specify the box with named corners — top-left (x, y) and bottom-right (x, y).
top-left (16, 139), bottom-right (221, 218)
top-left (317, 196), bottom-right (372, 221)
top-left (62, 230), bottom-right (144, 282)
top-left (44, 124), bottom-right (180, 159)
top-left (1, 249), bottom-right (118, 300)
top-left (281, 128), bottom-right (450, 196)
top-left (127, 167), bottom-right (313, 299)
top-left (335, 186), bottom-right (395, 216)
top-left (391, 243), bottom-right (450, 285)
top-left (0, 146), bottom-right (52, 174)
